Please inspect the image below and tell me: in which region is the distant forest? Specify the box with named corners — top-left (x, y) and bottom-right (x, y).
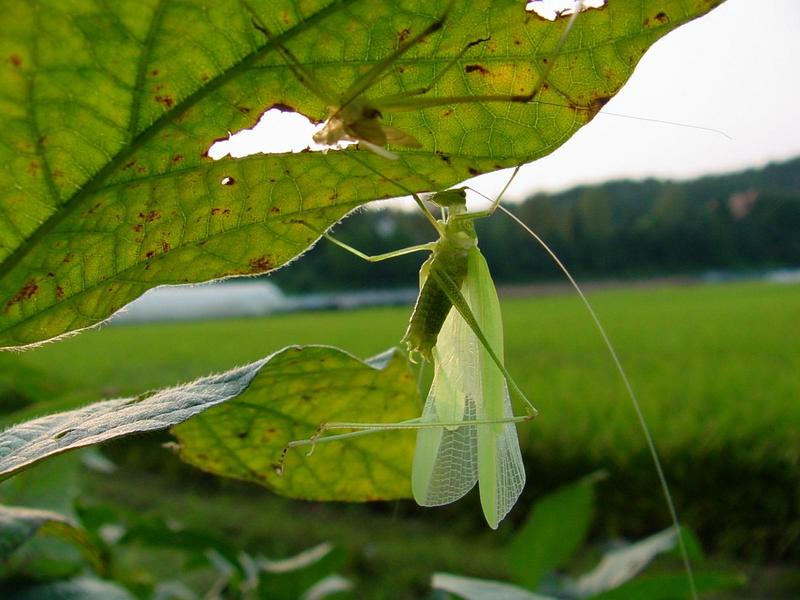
top-left (269, 157), bottom-right (800, 292)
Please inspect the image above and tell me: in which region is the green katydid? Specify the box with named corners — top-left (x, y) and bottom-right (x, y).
top-left (281, 176), bottom-right (536, 529)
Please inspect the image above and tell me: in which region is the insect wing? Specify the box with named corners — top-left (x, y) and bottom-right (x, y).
top-left (412, 293), bottom-right (479, 506)
top-left (467, 249), bottom-right (526, 529)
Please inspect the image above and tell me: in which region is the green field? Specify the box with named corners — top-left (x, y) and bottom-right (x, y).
top-left (3, 279), bottom-right (799, 596)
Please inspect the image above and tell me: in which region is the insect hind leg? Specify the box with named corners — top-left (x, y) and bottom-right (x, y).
top-left (276, 413), bottom-right (535, 476)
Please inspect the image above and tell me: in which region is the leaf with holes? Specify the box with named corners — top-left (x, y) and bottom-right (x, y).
top-left (0, 346), bottom-right (418, 500)
top-left (0, 0), bottom-right (724, 348)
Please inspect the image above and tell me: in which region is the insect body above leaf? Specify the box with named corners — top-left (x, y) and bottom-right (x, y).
top-left (247, 0), bottom-right (577, 159)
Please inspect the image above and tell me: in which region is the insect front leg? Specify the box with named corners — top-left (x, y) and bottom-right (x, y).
top-left (294, 219), bottom-right (436, 263)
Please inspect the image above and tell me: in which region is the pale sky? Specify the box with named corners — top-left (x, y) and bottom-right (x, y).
top-left (211, 0), bottom-right (800, 205)
top-left (487, 0), bottom-right (800, 200)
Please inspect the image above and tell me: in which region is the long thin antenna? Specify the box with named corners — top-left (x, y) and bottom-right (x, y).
top-left (498, 204), bottom-right (698, 600)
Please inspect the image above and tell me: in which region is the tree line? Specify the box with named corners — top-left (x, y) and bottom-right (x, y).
top-left (270, 157), bottom-right (800, 292)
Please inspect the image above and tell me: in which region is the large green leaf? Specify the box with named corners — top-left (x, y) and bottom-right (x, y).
top-left (0, 346), bottom-right (418, 500)
top-left (173, 346), bottom-right (418, 500)
top-left (0, 0), bottom-right (723, 348)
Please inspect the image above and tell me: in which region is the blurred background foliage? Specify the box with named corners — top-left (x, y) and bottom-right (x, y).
top-left (271, 157), bottom-right (800, 292)
top-left (2, 157), bottom-right (799, 597)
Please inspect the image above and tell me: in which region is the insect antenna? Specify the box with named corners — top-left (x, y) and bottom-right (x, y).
top-left (495, 196), bottom-right (699, 599)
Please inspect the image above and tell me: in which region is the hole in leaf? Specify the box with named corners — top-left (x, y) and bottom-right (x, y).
top-left (221, 176), bottom-right (235, 186)
top-left (207, 107), bottom-right (355, 160)
top-left (525, 0), bottom-right (606, 20)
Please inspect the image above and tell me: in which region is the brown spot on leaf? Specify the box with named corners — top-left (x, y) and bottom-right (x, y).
top-left (4, 279), bottom-right (38, 312)
top-left (150, 69), bottom-right (159, 76)
top-left (248, 255), bottom-right (273, 271)
top-left (26, 161), bottom-right (39, 175)
top-left (52, 170), bottom-right (63, 178)
top-left (133, 224), bottom-right (143, 232)
top-left (397, 27), bottom-right (411, 42)
top-left (161, 241), bottom-right (170, 252)
top-left (146, 250), bottom-right (156, 258)
top-left (56, 286), bottom-right (65, 300)
top-left (62, 253), bottom-right (73, 264)
top-left (201, 73), bottom-right (210, 82)
top-left (465, 64), bottom-right (490, 75)
top-left (124, 160), bottom-right (136, 170)
top-left (238, 106), bottom-right (250, 113)
top-left (655, 11), bottom-right (669, 24)
top-left (155, 94), bottom-right (174, 108)
top-left (172, 154), bottom-right (184, 163)
top-left (437, 152), bottom-right (452, 165)
top-left (468, 167), bottom-right (479, 176)
top-left (442, 109), bottom-right (453, 117)
top-left (9, 54), bottom-right (21, 67)
top-left (270, 206), bottom-right (281, 214)
top-left (270, 102), bottom-right (296, 114)
top-left (138, 210), bottom-right (160, 222)
top-left (588, 95), bottom-right (611, 119)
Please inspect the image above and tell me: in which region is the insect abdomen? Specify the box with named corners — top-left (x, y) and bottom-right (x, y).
top-left (403, 240), bottom-right (470, 361)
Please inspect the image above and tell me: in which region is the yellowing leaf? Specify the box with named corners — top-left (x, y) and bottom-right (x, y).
top-left (0, 0), bottom-right (724, 347)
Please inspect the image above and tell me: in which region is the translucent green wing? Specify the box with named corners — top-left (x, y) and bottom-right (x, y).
top-left (467, 248), bottom-right (526, 529)
top-left (412, 248), bottom-right (525, 527)
top-left (412, 289), bottom-right (479, 506)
